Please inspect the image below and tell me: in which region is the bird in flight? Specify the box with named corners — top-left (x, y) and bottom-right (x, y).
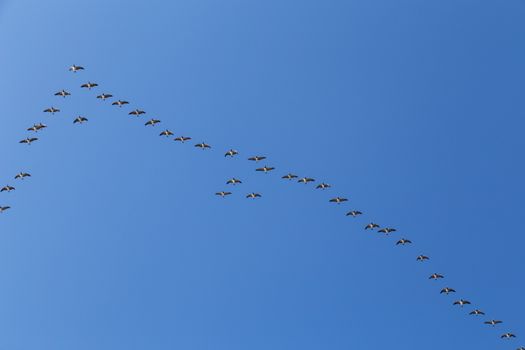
top-left (97, 93), bottom-right (113, 100)
top-left (54, 89), bottom-right (71, 98)
top-left (256, 166), bottom-right (275, 173)
top-left (501, 333), bottom-right (516, 339)
top-left (0, 206), bottom-right (10, 213)
top-left (159, 130), bottom-right (174, 137)
top-left (195, 142), bottom-right (211, 150)
top-left (470, 309), bottom-right (485, 316)
top-left (81, 82), bottom-right (98, 90)
top-left (246, 193), bottom-right (262, 199)
top-left (346, 210), bottom-right (362, 217)
top-left (43, 107), bottom-right (60, 114)
top-left (248, 156), bottom-right (266, 162)
top-left (298, 177), bottom-right (315, 184)
top-left (69, 65), bottom-right (84, 72)
top-left (378, 227), bottom-right (397, 235)
top-left (396, 238), bottom-right (412, 245)
top-left (429, 273), bottom-right (444, 280)
top-left (0, 185), bottom-right (15, 192)
top-left (226, 178), bottom-right (242, 185)
top-left (440, 287), bottom-right (456, 295)
top-left (364, 223), bottom-right (380, 230)
top-left (14, 172), bottom-right (31, 180)
top-left (416, 255), bottom-right (430, 262)
top-left (145, 119), bottom-right (161, 126)
top-left (329, 197), bottom-right (348, 204)
top-left (73, 116), bottom-right (88, 124)
top-left (316, 183), bottom-right (331, 190)
top-left (129, 109), bottom-right (145, 116)
top-left (27, 123), bottom-right (47, 132)
top-left (225, 149), bottom-right (239, 157)
top-left (19, 137), bottom-right (38, 145)
top-left (282, 173), bottom-right (298, 180)
top-left (215, 191), bottom-right (232, 197)
top-left (453, 299), bottom-right (471, 307)
top-left (484, 320), bottom-right (503, 327)
top-left (174, 136), bottom-right (191, 143)
top-left (112, 100), bottom-right (129, 107)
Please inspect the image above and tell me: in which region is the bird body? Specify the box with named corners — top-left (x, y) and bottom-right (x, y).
top-left (501, 333), bottom-right (516, 339)
top-left (43, 107), bottom-right (60, 114)
top-left (225, 149), bottom-right (239, 157)
top-left (453, 299), bottom-right (471, 307)
top-left (0, 185), bottom-right (15, 192)
top-left (470, 309), bottom-right (485, 316)
top-left (429, 273), bottom-right (444, 280)
top-left (69, 65), bottom-right (84, 72)
top-left (112, 100), bottom-right (129, 107)
top-left (19, 137), bottom-right (38, 145)
top-left (246, 193), bottom-right (262, 199)
top-left (485, 320), bottom-right (503, 326)
top-left (440, 287), bottom-right (456, 295)
top-left (14, 172), bottom-right (31, 180)
top-left (97, 93), bottom-right (113, 100)
top-left (0, 206), bottom-right (10, 213)
top-left (27, 123), bottom-right (47, 132)
top-left (298, 177), bottom-right (315, 184)
top-left (256, 165), bottom-right (275, 173)
top-left (316, 183), bottom-right (331, 189)
top-left (159, 130), bottom-right (174, 137)
top-left (81, 82), bottom-right (98, 89)
top-left (282, 173), bottom-right (298, 180)
top-left (248, 156), bottom-right (266, 162)
top-left (215, 191), bottom-right (232, 197)
top-left (346, 210), bottom-right (362, 217)
top-left (329, 197), bottom-right (348, 204)
top-left (174, 136), bottom-right (191, 143)
top-left (378, 227), bottom-right (397, 235)
top-left (226, 178), bottom-right (242, 185)
top-left (195, 142), bottom-right (211, 149)
top-left (129, 109), bottom-right (145, 116)
top-left (145, 119), bottom-right (161, 126)
top-left (416, 255), bottom-right (430, 261)
top-left (73, 116), bottom-right (88, 124)
top-left (365, 223), bottom-right (380, 230)
top-left (396, 238), bottom-right (412, 245)
top-left (54, 89), bottom-right (71, 98)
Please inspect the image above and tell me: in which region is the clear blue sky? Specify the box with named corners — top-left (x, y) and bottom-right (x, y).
top-left (0, 1), bottom-right (524, 349)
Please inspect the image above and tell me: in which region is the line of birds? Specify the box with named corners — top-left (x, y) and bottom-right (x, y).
top-left (2, 64), bottom-right (521, 348)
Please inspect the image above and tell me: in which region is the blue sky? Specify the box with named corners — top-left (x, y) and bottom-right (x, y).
top-left (0, 0), bottom-right (524, 349)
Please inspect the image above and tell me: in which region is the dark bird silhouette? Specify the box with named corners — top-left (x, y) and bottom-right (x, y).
top-left (246, 193), bottom-right (262, 199)
top-left (298, 177), bottom-right (315, 184)
top-left (470, 309), bottom-right (485, 316)
top-left (365, 223), bottom-right (380, 230)
top-left (54, 89), bottom-right (71, 98)
top-left (226, 178), bottom-right (242, 185)
top-left (282, 173), bottom-right (298, 180)
top-left (215, 191), bottom-right (232, 197)
top-left (14, 172), bottom-right (31, 180)
top-left (501, 333), bottom-right (516, 339)
top-left (378, 227), bottom-right (397, 235)
top-left (0, 185), bottom-right (15, 192)
top-left (0, 206), bottom-right (10, 213)
top-left (69, 65), bottom-right (84, 72)
top-left (416, 255), bottom-right (430, 262)
top-left (316, 183), bottom-right (331, 190)
top-left (195, 142), bottom-right (211, 149)
top-left (346, 210), bottom-right (362, 217)
top-left (329, 197), bottom-right (348, 204)
top-left (396, 238), bottom-right (412, 245)
top-left (73, 116), bottom-right (88, 124)
top-left (174, 136), bottom-right (191, 143)
top-left (453, 299), bottom-right (471, 307)
top-left (225, 149), bottom-right (238, 157)
top-left (485, 320), bottom-right (503, 327)
top-left (159, 130), bottom-right (174, 137)
top-left (97, 93), bottom-right (113, 100)
top-left (43, 107), bottom-right (60, 114)
top-left (516, 347), bottom-right (525, 350)
top-left (129, 109), bottom-right (145, 116)
top-left (256, 165), bottom-right (275, 173)
top-left (248, 156), bottom-right (266, 162)
top-left (429, 273), bottom-right (444, 280)
top-left (145, 119), bottom-right (161, 126)
top-left (81, 82), bottom-right (98, 89)
top-left (112, 100), bottom-right (129, 107)
top-left (19, 137), bottom-right (38, 145)
top-left (27, 123), bottom-right (47, 132)
top-left (440, 287), bottom-right (456, 295)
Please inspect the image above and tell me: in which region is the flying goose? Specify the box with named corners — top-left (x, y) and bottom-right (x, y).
top-left (346, 210), bottom-right (362, 217)
top-left (174, 136), bottom-right (191, 143)
top-left (316, 183), bottom-right (331, 190)
top-left (416, 255), bottom-right (430, 261)
top-left (0, 185), bottom-right (15, 192)
top-left (256, 165), bottom-right (275, 173)
top-left (81, 82), bottom-right (98, 89)
top-left (43, 107), bottom-right (60, 114)
top-left (97, 93), bottom-right (113, 100)
top-left (19, 137), bottom-right (38, 145)
top-left (329, 197), bottom-right (348, 204)
top-left (517, 347), bottom-right (525, 350)
top-left (378, 227), bottom-right (397, 235)
top-left (246, 193), bottom-right (262, 199)
top-left (282, 173), bottom-right (298, 180)
top-left (0, 206), bottom-right (10, 213)
top-left (145, 119), bottom-right (161, 126)
top-left (112, 100), bottom-right (129, 107)
top-left (485, 320), bottom-right (503, 327)
top-left (440, 287), bottom-right (456, 295)
top-left (470, 309), bottom-right (485, 316)
top-left (54, 89), bottom-right (71, 98)
top-left (73, 116), bottom-right (88, 124)
top-left (69, 65), bottom-right (84, 72)
top-left (215, 191), bottom-right (232, 197)
top-left (429, 273), bottom-right (444, 280)
top-left (501, 333), bottom-right (516, 339)
top-left (195, 142), bottom-right (211, 149)
top-left (27, 123), bottom-right (47, 132)
top-left (226, 178), bottom-right (242, 185)
top-left (298, 177), bottom-right (315, 184)
top-left (364, 223), bottom-right (380, 230)
top-left (129, 109), bottom-right (145, 116)
top-left (159, 130), bottom-right (174, 137)
top-left (225, 149), bottom-right (239, 157)
top-left (396, 238), bottom-right (412, 245)
top-left (14, 172), bottom-right (31, 180)
top-left (248, 156), bottom-right (266, 162)
top-left (453, 299), bottom-right (471, 307)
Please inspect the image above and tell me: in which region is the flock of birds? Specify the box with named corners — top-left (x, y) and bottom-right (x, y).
top-left (2, 64), bottom-right (522, 348)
